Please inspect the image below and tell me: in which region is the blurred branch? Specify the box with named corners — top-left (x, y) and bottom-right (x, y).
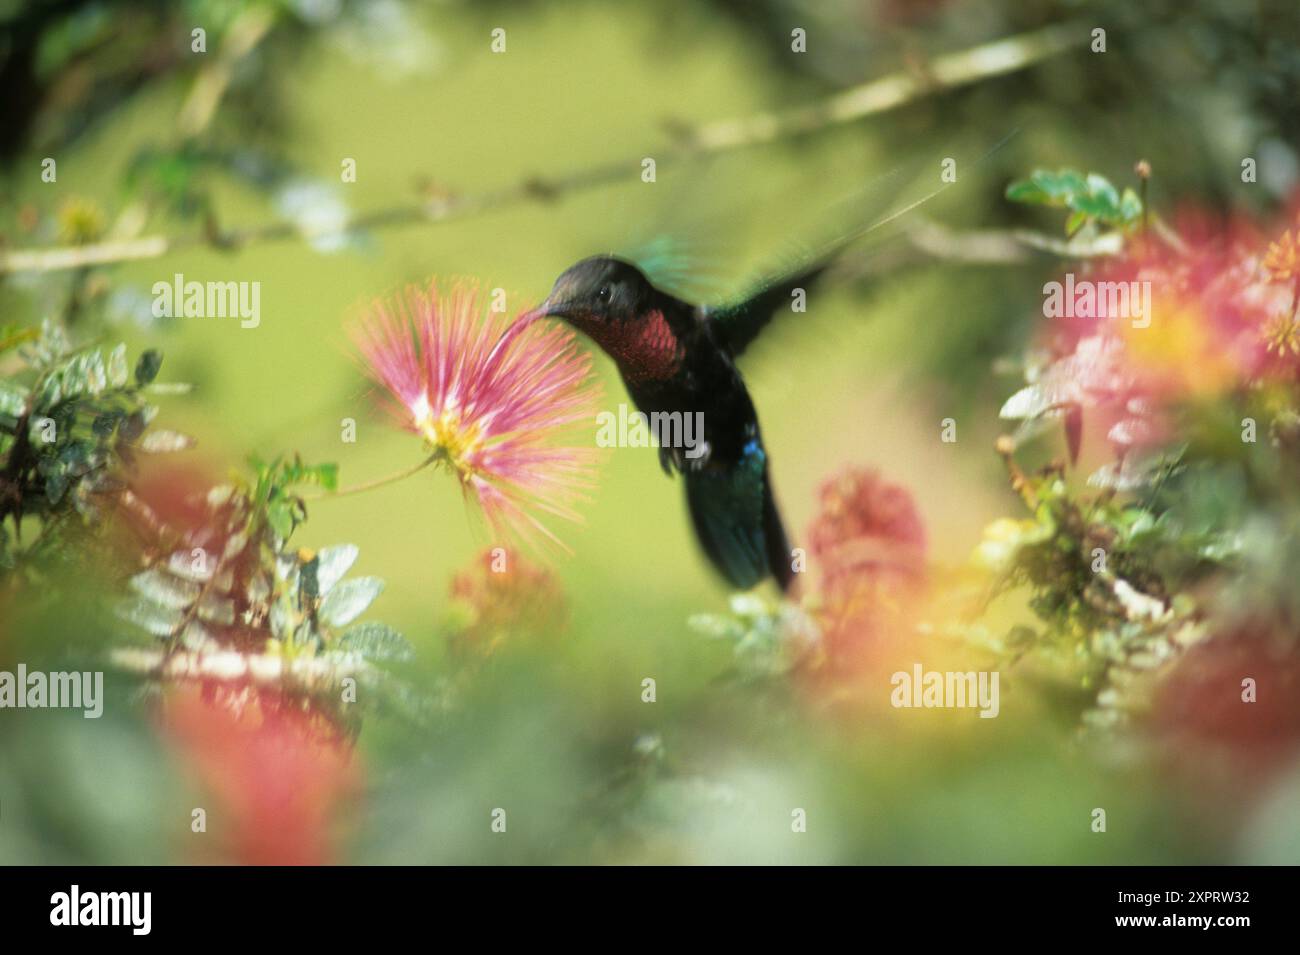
top-left (907, 219), bottom-right (1124, 261)
top-left (176, 7), bottom-right (276, 140)
top-left (0, 20), bottom-right (1087, 277)
top-left (830, 218), bottom-right (1125, 284)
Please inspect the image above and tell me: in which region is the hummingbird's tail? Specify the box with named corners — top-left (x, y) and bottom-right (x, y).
top-left (684, 441), bottom-right (793, 593)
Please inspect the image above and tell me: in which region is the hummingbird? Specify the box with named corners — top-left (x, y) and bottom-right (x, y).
top-left (520, 132), bottom-right (1006, 589)
top-left (526, 254), bottom-right (833, 592)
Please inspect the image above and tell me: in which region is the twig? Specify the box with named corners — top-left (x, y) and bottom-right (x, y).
top-left (0, 21), bottom-right (1087, 277)
top-left (301, 452), bottom-right (441, 501)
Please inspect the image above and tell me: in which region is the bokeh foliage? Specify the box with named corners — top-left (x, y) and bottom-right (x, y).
top-left (3, 0), bottom-right (1299, 864)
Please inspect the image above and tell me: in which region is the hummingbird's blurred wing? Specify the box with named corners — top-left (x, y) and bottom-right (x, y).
top-left (699, 158), bottom-right (947, 357)
top-left (704, 257), bottom-right (837, 358)
top-left (627, 151), bottom-right (916, 307)
top-left (623, 231), bottom-right (733, 304)
top-left (706, 129), bottom-right (1020, 358)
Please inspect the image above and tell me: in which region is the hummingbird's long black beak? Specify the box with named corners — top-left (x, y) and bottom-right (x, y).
top-left (522, 296), bottom-right (566, 323)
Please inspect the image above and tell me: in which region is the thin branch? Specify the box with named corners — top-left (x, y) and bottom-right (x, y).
top-left (176, 7), bottom-right (276, 139)
top-left (301, 452), bottom-right (441, 501)
top-left (0, 20), bottom-right (1086, 277)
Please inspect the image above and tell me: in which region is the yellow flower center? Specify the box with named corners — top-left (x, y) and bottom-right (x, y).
top-left (411, 397), bottom-right (485, 480)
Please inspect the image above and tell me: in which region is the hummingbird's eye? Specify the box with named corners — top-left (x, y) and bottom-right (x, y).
top-left (597, 285), bottom-right (612, 301)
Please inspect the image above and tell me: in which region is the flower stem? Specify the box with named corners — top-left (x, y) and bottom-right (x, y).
top-left (305, 452), bottom-right (441, 501)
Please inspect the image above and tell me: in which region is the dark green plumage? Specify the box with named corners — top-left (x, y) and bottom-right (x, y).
top-left (684, 438), bottom-right (789, 590)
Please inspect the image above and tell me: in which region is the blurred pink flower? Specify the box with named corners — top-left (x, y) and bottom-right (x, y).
top-left (805, 467), bottom-right (928, 678)
top-left (807, 467), bottom-right (927, 601)
top-left (1003, 207), bottom-right (1300, 472)
top-left (161, 684), bottom-right (358, 865)
top-left (447, 547), bottom-right (568, 659)
top-left (352, 280), bottom-right (602, 549)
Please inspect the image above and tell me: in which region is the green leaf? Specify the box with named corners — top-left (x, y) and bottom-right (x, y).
top-left (107, 343), bottom-right (129, 388)
top-left (45, 471), bottom-right (69, 505)
top-left (1008, 169), bottom-right (1142, 230)
top-left (0, 381), bottom-right (28, 417)
top-left (1038, 169), bottom-right (1087, 201)
top-left (117, 597), bottom-right (184, 638)
top-left (320, 576), bottom-right (385, 628)
top-left (167, 549), bottom-right (215, 582)
top-left (266, 501), bottom-right (297, 541)
top-left (338, 622), bottom-right (413, 662)
top-left (84, 350), bottom-right (108, 395)
top-left (1006, 168), bottom-right (1089, 207)
top-left (118, 410), bottom-right (147, 444)
top-left (1004, 178), bottom-right (1048, 204)
top-left (58, 439), bottom-right (96, 477)
top-left (32, 318), bottom-right (70, 367)
top-left (311, 463), bottom-right (339, 492)
top-left (281, 458), bottom-right (339, 492)
top-left (1087, 454), bottom-right (1166, 491)
top-left (1000, 382), bottom-right (1064, 420)
top-left (181, 620), bottom-right (215, 651)
top-left (1068, 173), bottom-right (1121, 221)
top-left (1119, 187), bottom-right (1143, 225)
top-left (36, 372), bottom-right (62, 408)
top-left (46, 351), bottom-right (108, 403)
top-left (130, 568), bottom-right (201, 609)
top-left (92, 410), bottom-right (124, 438)
top-left (1087, 172), bottom-right (1119, 202)
top-left (314, 544), bottom-right (359, 596)
top-left (134, 349), bottom-right (163, 386)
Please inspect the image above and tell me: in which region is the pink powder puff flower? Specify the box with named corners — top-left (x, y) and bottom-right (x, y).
top-left (352, 280), bottom-right (602, 550)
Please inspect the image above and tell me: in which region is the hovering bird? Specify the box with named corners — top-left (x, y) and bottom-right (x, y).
top-left (526, 253), bottom-right (834, 592)
top-left (524, 129), bottom-right (1018, 590)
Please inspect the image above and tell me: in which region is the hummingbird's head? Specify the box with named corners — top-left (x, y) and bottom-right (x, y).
top-left (527, 256), bottom-right (684, 383)
top-left (528, 256), bottom-right (655, 333)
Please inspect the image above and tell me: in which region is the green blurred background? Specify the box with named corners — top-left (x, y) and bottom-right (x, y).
top-left (2, 0), bottom-right (1298, 864)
